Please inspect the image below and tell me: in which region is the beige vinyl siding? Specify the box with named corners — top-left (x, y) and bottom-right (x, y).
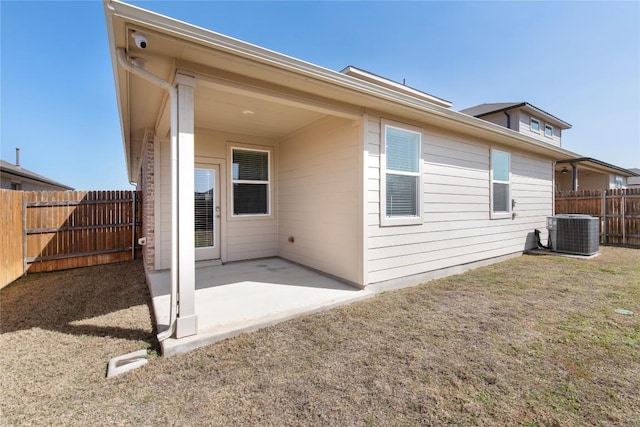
top-left (278, 116), bottom-right (361, 284)
top-left (366, 116), bottom-right (553, 284)
top-left (474, 111), bottom-right (510, 129)
top-left (156, 130), bottom-right (278, 269)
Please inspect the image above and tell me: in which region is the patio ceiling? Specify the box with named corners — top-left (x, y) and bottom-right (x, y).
top-left (194, 85), bottom-right (327, 138)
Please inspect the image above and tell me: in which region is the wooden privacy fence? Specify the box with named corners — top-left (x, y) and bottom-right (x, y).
top-left (1, 190), bottom-right (141, 288)
top-left (1, 190), bottom-right (25, 288)
top-left (555, 188), bottom-right (640, 247)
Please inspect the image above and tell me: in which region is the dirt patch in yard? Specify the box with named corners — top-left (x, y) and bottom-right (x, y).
top-left (1, 247), bottom-right (639, 426)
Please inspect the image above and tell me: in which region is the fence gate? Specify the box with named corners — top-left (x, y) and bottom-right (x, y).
top-left (23, 190), bottom-right (142, 273)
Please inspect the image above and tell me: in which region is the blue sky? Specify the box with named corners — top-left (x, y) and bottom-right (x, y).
top-left (1, 1), bottom-right (639, 190)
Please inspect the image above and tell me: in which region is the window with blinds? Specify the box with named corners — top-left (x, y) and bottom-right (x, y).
top-left (194, 168), bottom-right (215, 248)
top-left (491, 149), bottom-right (511, 215)
top-left (232, 148), bottom-right (270, 215)
top-left (381, 121), bottom-right (422, 226)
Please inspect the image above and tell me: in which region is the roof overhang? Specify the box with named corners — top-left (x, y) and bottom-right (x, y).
top-left (475, 102), bottom-right (572, 130)
top-left (555, 157), bottom-right (639, 177)
top-left (104, 0), bottom-right (585, 183)
top-left (340, 66), bottom-right (452, 108)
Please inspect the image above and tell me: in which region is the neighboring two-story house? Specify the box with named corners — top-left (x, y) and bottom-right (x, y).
top-left (461, 102), bottom-right (638, 191)
top-left (628, 169), bottom-right (640, 188)
top-left (460, 102), bottom-right (571, 147)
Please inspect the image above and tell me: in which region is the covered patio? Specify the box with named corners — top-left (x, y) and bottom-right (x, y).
top-left (147, 258), bottom-right (371, 356)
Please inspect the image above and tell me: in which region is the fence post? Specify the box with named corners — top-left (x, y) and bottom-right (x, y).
top-left (131, 190), bottom-right (136, 261)
top-left (602, 190), bottom-right (607, 244)
top-left (22, 193), bottom-right (27, 277)
top-left (621, 191), bottom-right (626, 246)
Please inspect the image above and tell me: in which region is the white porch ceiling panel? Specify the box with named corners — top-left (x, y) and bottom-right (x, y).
top-left (194, 86), bottom-right (326, 138)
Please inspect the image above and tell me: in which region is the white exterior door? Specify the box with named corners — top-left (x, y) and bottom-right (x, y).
top-left (194, 165), bottom-right (220, 261)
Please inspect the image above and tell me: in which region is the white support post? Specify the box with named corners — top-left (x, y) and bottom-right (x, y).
top-left (175, 73), bottom-right (198, 338)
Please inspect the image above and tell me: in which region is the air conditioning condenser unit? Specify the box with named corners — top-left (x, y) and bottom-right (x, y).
top-left (546, 214), bottom-right (599, 256)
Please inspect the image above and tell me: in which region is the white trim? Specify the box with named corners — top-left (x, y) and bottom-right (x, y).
top-left (175, 73), bottom-right (197, 338)
top-left (229, 145), bottom-right (272, 218)
top-left (360, 113), bottom-right (368, 287)
top-left (194, 164), bottom-right (220, 261)
top-left (380, 119), bottom-right (423, 227)
top-left (490, 148), bottom-right (511, 220)
top-left (530, 118), bottom-right (540, 133)
top-left (341, 66), bottom-right (452, 108)
top-left (544, 124), bottom-right (553, 138)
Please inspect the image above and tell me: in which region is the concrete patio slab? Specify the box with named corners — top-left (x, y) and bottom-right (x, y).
top-left (147, 258), bottom-right (372, 356)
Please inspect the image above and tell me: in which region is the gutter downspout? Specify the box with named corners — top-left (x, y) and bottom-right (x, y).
top-left (552, 160), bottom-right (557, 215)
top-left (571, 162), bottom-right (578, 191)
top-left (117, 48), bottom-right (178, 342)
top-left (504, 111), bottom-right (511, 130)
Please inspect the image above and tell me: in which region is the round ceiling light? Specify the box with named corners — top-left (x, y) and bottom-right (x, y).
top-left (242, 110), bottom-right (254, 116)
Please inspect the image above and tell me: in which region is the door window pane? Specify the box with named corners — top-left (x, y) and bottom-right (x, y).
top-left (195, 168), bottom-right (214, 248)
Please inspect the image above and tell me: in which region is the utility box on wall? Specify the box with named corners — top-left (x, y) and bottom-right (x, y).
top-left (547, 214), bottom-right (599, 256)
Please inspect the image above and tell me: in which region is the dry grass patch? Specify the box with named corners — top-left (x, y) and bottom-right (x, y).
top-left (1, 247), bottom-right (639, 426)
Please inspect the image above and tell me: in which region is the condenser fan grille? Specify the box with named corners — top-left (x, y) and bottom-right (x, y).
top-left (547, 215), bottom-right (599, 256)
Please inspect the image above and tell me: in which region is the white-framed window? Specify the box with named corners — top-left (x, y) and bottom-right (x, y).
top-left (380, 119), bottom-right (423, 226)
top-left (231, 147), bottom-right (270, 216)
top-left (491, 149), bottom-right (511, 218)
top-left (530, 118), bottom-right (540, 133)
top-left (615, 176), bottom-right (624, 189)
top-left (544, 124), bottom-right (553, 138)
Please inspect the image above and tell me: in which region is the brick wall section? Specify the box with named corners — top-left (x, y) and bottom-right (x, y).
top-left (140, 139), bottom-right (155, 270)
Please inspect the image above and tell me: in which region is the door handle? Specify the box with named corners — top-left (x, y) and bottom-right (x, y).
top-left (215, 206), bottom-right (220, 218)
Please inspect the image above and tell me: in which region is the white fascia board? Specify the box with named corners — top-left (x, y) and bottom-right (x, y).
top-left (105, 0), bottom-right (582, 162)
top-left (341, 66), bottom-right (452, 108)
top-left (521, 104), bottom-right (572, 129)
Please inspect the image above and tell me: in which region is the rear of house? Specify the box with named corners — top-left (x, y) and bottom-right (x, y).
top-left (364, 115), bottom-right (554, 285)
top-left (105, 0), bottom-right (583, 344)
